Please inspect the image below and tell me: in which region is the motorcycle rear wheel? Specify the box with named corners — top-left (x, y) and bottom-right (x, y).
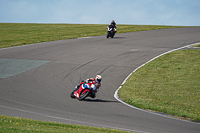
top-left (111, 33), bottom-right (114, 38)
top-left (78, 91), bottom-right (90, 101)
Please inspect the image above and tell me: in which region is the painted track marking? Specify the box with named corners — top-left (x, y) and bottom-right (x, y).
top-left (114, 42), bottom-right (200, 125)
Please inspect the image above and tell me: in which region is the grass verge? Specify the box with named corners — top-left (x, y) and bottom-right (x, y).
top-left (191, 43), bottom-right (200, 47)
top-left (0, 23), bottom-right (186, 48)
top-left (0, 115), bottom-right (132, 133)
top-left (118, 49), bottom-right (200, 122)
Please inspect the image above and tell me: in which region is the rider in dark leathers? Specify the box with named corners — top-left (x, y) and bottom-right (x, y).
top-left (109, 20), bottom-right (117, 36)
top-left (110, 20), bottom-right (117, 29)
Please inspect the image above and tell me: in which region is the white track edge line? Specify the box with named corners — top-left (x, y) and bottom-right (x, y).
top-left (114, 42), bottom-right (200, 125)
top-left (0, 37), bottom-right (92, 51)
top-left (0, 105), bottom-right (148, 133)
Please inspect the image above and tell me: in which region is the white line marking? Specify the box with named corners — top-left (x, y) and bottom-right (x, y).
top-left (0, 37), bottom-right (91, 51)
top-left (77, 37), bottom-right (91, 39)
top-left (114, 42), bottom-right (200, 125)
top-left (0, 105), bottom-right (148, 133)
top-left (0, 43), bottom-right (40, 50)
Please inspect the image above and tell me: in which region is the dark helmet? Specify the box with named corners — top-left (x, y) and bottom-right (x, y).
top-left (111, 20), bottom-right (115, 24)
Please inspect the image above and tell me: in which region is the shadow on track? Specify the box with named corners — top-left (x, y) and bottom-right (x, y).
top-left (83, 99), bottom-right (118, 103)
top-left (113, 37), bottom-right (126, 39)
top-left (107, 37), bottom-right (126, 39)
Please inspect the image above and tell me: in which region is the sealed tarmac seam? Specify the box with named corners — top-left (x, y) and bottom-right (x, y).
top-left (0, 58), bottom-right (50, 78)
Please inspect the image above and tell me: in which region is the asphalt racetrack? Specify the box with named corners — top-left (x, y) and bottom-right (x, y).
top-left (0, 27), bottom-right (200, 133)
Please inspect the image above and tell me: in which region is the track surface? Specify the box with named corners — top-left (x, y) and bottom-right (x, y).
top-left (0, 27), bottom-right (200, 133)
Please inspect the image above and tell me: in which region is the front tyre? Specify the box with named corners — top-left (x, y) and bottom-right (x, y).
top-left (70, 90), bottom-right (76, 98)
top-left (106, 33), bottom-right (109, 38)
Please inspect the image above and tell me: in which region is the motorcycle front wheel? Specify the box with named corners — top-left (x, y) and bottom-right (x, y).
top-left (106, 33), bottom-right (109, 38)
top-left (70, 91), bottom-right (76, 98)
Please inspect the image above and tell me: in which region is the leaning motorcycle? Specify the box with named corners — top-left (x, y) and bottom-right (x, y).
top-left (70, 83), bottom-right (95, 101)
top-left (107, 25), bottom-right (116, 38)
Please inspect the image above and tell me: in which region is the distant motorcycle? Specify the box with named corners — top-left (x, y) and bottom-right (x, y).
top-left (107, 25), bottom-right (116, 38)
top-left (70, 83), bottom-right (95, 101)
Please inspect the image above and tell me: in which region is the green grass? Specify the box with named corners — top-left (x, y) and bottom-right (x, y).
top-left (0, 115), bottom-right (132, 133)
top-left (118, 49), bottom-right (200, 122)
top-left (192, 43), bottom-right (200, 47)
top-left (0, 23), bottom-right (186, 48)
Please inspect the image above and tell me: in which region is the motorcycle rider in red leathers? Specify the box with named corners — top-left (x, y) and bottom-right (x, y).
top-left (75, 75), bottom-right (102, 98)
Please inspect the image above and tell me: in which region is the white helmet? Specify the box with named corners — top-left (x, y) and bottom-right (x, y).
top-left (95, 75), bottom-right (102, 83)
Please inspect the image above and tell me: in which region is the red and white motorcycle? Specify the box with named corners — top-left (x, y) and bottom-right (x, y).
top-left (70, 83), bottom-right (96, 101)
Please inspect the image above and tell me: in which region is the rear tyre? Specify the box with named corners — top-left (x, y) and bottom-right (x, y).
top-left (78, 91), bottom-right (90, 101)
top-left (111, 33), bottom-right (114, 38)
